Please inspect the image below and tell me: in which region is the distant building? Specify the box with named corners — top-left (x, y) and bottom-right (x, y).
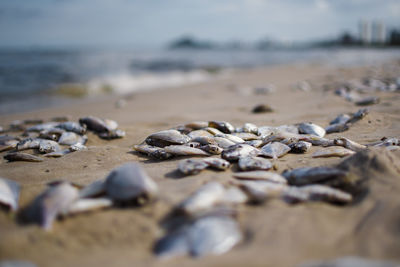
top-left (372, 21), bottom-right (386, 44)
top-left (359, 20), bottom-right (372, 44)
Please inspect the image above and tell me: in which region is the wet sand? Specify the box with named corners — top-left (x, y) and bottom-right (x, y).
top-left (1, 62), bottom-right (400, 267)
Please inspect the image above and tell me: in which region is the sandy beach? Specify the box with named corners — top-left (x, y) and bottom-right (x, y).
top-left (1, 61), bottom-right (400, 267)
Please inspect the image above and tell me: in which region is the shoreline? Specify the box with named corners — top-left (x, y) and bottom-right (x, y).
top-left (1, 60), bottom-right (400, 267)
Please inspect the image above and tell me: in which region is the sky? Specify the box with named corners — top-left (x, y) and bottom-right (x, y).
top-left (0, 0), bottom-right (399, 48)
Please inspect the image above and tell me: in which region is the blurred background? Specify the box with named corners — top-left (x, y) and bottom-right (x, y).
top-left (0, 0), bottom-right (399, 114)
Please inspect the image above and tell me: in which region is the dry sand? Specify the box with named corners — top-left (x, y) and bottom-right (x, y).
top-left (1, 62), bottom-right (400, 267)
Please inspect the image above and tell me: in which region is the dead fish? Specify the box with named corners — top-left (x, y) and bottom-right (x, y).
top-left (58, 132), bottom-right (87, 145)
top-left (188, 215), bottom-right (242, 257)
top-left (79, 180), bottom-right (106, 198)
top-left (373, 138), bottom-right (399, 147)
top-left (221, 144), bottom-right (259, 162)
top-left (234, 171), bottom-right (287, 184)
top-left (204, 127), bottom-right (225, 136)
top-left (184, 121), bottom-right (209, 130)
top-left (202, 158), bottom-right (230, 170)
top-left (69, 143), bottom-right (87, 151)
top-left (25, 182), bottom-right (79, 230)
top-left (235, 180), bottom-right (288, 203)
top-left (16, 138), bottom-right (41, 151)
top-left (26, 122), bottom-right (58, 132)
top-left (0, 177), bottom-right (20, 211)
top-left (298, 122), bottom-right (326, 138)
top-left (4, 152), bottom-right (43, 162)
top-left (199, 144), bottom-right (223, 155)
top-left (301, 135), bottom-right (335, 147)
top-left (333, 137), bottom-right (366, 152)
top-left (149, 150), bottom-right (174, 160)
top-left (347, 108), bottom-right (369, 124)
top-left (79, 116), bottom-right (110, 133)
top-left (105, 162), bottom-right (158, 203)
top-left (281, 187), bottom-right (310, 204)
top-left (289, 141), bottom-right (312, 153)
top-left (299, 184), bottom-right (352, 204)
top-left (187, 130), bottom-right (213, 139)
top-left (355, 96), bottom-right (380, 106)
top-left (146, 130), bottom-right (190, 148)
top-left (221, 186), bottom-right (248, 205)
top-left (237, 123), bottom-right (258, 134)
top-left (213, 137), bottom-right (236, 149)
top-left (191, 136), bottom-right (217, 146)
top-left (62, 198), bottom-right (113, 215)
top-left (330, 114), bottom-right (351, 125)
top-left (232, 132), bottom-right (259, 141)
top-left (164, 145), bottom-right (210, 157)
top-left (325, 123), bottom-right (349, 134)
top-left (238, 156), bottom-right (273, 171)
top-left (133, 143), bottom-right (161, 155)
top-left (245, 139), bottom-right (264, 148)
top-left (98, 129), bottom-right (125, 139)
top-left (38, 132), bottom-right (59, 141)
top-left (178, 159), bottom-right (209, 175)
top-left (283, 167), bottom-right (348, 186)
top-left (179, 182), bottom-right (226, 215)
top-left (155, 215), bottom-right (242, 258)
top-left (0, 137), bottom-right (19, 152)
top-left (208, 121), bottom-right (235, 134)
top-left (185, 142), bottom-right (201, 148)
top-left (38, 140), bottom-right (60, 153)
top-left (43, 149), bottom-right (71, 158)
top-left (215, 134), bottom-right (245, 144)
top-left (312, 146), bottom-right (355, 158)
top-left (56, 122), bottom-right (86, 135)
top-left (260, 142), bottom-right (291, 159)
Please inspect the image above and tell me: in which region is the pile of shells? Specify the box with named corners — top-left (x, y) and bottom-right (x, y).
top-left (1, 162), bottom-right (157, 230)
top-left (0, 116), bottom-right (125, 162)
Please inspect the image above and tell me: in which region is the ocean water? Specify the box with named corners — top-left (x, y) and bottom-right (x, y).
top-left (0, 47), bottom-right (399, 114)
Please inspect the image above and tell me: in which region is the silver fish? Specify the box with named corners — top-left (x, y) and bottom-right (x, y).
top-left (185, 141), bottom-right (201, 148)
top-left (58, 132), bottom-right (87, 145)
top-left (232, 132), bottom-right (259, 141)
top-left (347, 108), bottom-right (369, 124)
top-left (208, 121), bottom-right (235, 134)
top-left (202, 158), bottom-right (230, 170)
top-left (235, 180), bottom-right (288, 203)
top-left (238, 156), bottom-right (273, 171)
top-left (283, 167), bottom-right (348, 186)
top-left (215, 134), bottom-right (245, 144)
top-left (69, 143), bottom-right (87, 151)
top-left (298, 122), bottom-right (326, 138)
top-left (179, 182), bottom-right (226, 215)
top-left (199, 144), bottom-right (223, 155)
top-left (16, 138), bottom-right (41, 151)
top-left (56, 122), bottom-right (86, 134)
top-left (188, 130), bottom-right (213, 139)
top-left (145, 130), bottom-right (190, 147)
top-left (260, 142), bottom-right (291, 159)
top-left (178, 159), bottom-right (209, 175)
top-left (233, 171), bottom-right (287, 184)
top-left (105, 163), bottom-right (158, 203)
top-left (373, 138), bottom-right (399, 147)
top-left (329, 114), bottom-right (351, 125)
top-left (238, 123), bottom-right (258, 134)
top-left (289, 141), bottom-right (312, 153)
top-left (133, 143), bottom-right (161, 155)
top-left (221, 144), bottom-right (259, 162)
top-left (333, 137), bottom-right (366, 152)
top-left (26, 182), bottom-right (79, 230)
top-left (213, 137), bottom-right (236, 149)
top-left (355, 96), bottom-right (379, 106)
top-left (79, 116), bottom-right (110, 133)
top-left (149, 150), bottom-right (174, 160)
top-left (98, 129), bottom-right (125, 139)
top-left (164, 145), bottom-right (210, 156)
top-left (191, 136), bottom-right (218, 146)
top-left (62, 197), bottom-right (113, 215)
top-left (325, 123), bottom-right (349, 134)
top-left (26, 122), bottom-right (58, 132)
top-left (38, 140), bottom-right (60, 153)
top-left (0, 177), bottom-right (20, 211)
top-left (184, 121), bottom-right (209, 130)
top-left (299, 184), bottom-right (352, 204)
top-left (312, 146), bottom-right (355, 158)
top-left (4, 152), bottom-right (43, 162)
top-left (204, 127), bottom-right (225, 136)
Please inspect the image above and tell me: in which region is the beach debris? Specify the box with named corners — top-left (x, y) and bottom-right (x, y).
top-left (208, 121), bottom-right (235, 134)
top-left (178, 159), bottom-right (209, 175)
top-left (283, 167), bottom-right (348, 186)
top-left (154, 214), bottom-right (242, 258)
top-left (0, 177), bottom-right (20, 211)
top-left (289, 141), bottom-right (312, 153)
top-left (298, 123), bottom-right (326, 138)
top-left (252, 104), bottom-right (273, 113)
top-left (325, 123), bottom-right (349, 134)
top-left (56, 121), bottom-right (86, 135)
top-left (312, 147), bottom-right (355, 158)
top-left (25, 182), bottom-right (79, 230)
top-left (221, 144), bottom-right (259, 162)
top-left (233, 171), bottom-right (287, 184)
top-left (105, 162), bottom-right (158, 204)
top-left (333, 137), bottom-right (366, 152)
top-left (260, 142), bottom-right (291, 159)
top-left (145, 130), bottom-right (190, 147)
top-left (330, 114), bottom-right (351, 125)
top-left (199, 144), bottom-right (223, 155)
top-left (235, 180), bottom-right (288, 203)
top-left (238, 156), bottom-right (273, 171)
top-left (4, 152), bottom-right (43, 162)
top-left (164, 145), bottom-right (210, 157)
top-left (202, 158), bottom-right (230, 170)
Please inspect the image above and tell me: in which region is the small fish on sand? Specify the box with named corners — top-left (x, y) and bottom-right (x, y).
top-left (312, 147), bottom-right (355, 158)
top-left (4, 152), bottom-right (43, 162)
top-left (221, 144), bottom-right (259, 162)
top-left (298, 122), bottom-right (326, 138)
top-left (238, 156), bottom-right (273, 171)
top-left (233, 171), bottom-right (287, 184)
top-left (145, 130), bottom-right (190, 147)
top-left (178, 159), bottom-right (209, 175)
top-left (164, 145), bottom-right (210, 157)
top-left (283, 167), bottom-right (348, 186)
top-left (259, 142), bottom-right (291, 159)
top-left (289, 141), bottom-right (312, 153)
